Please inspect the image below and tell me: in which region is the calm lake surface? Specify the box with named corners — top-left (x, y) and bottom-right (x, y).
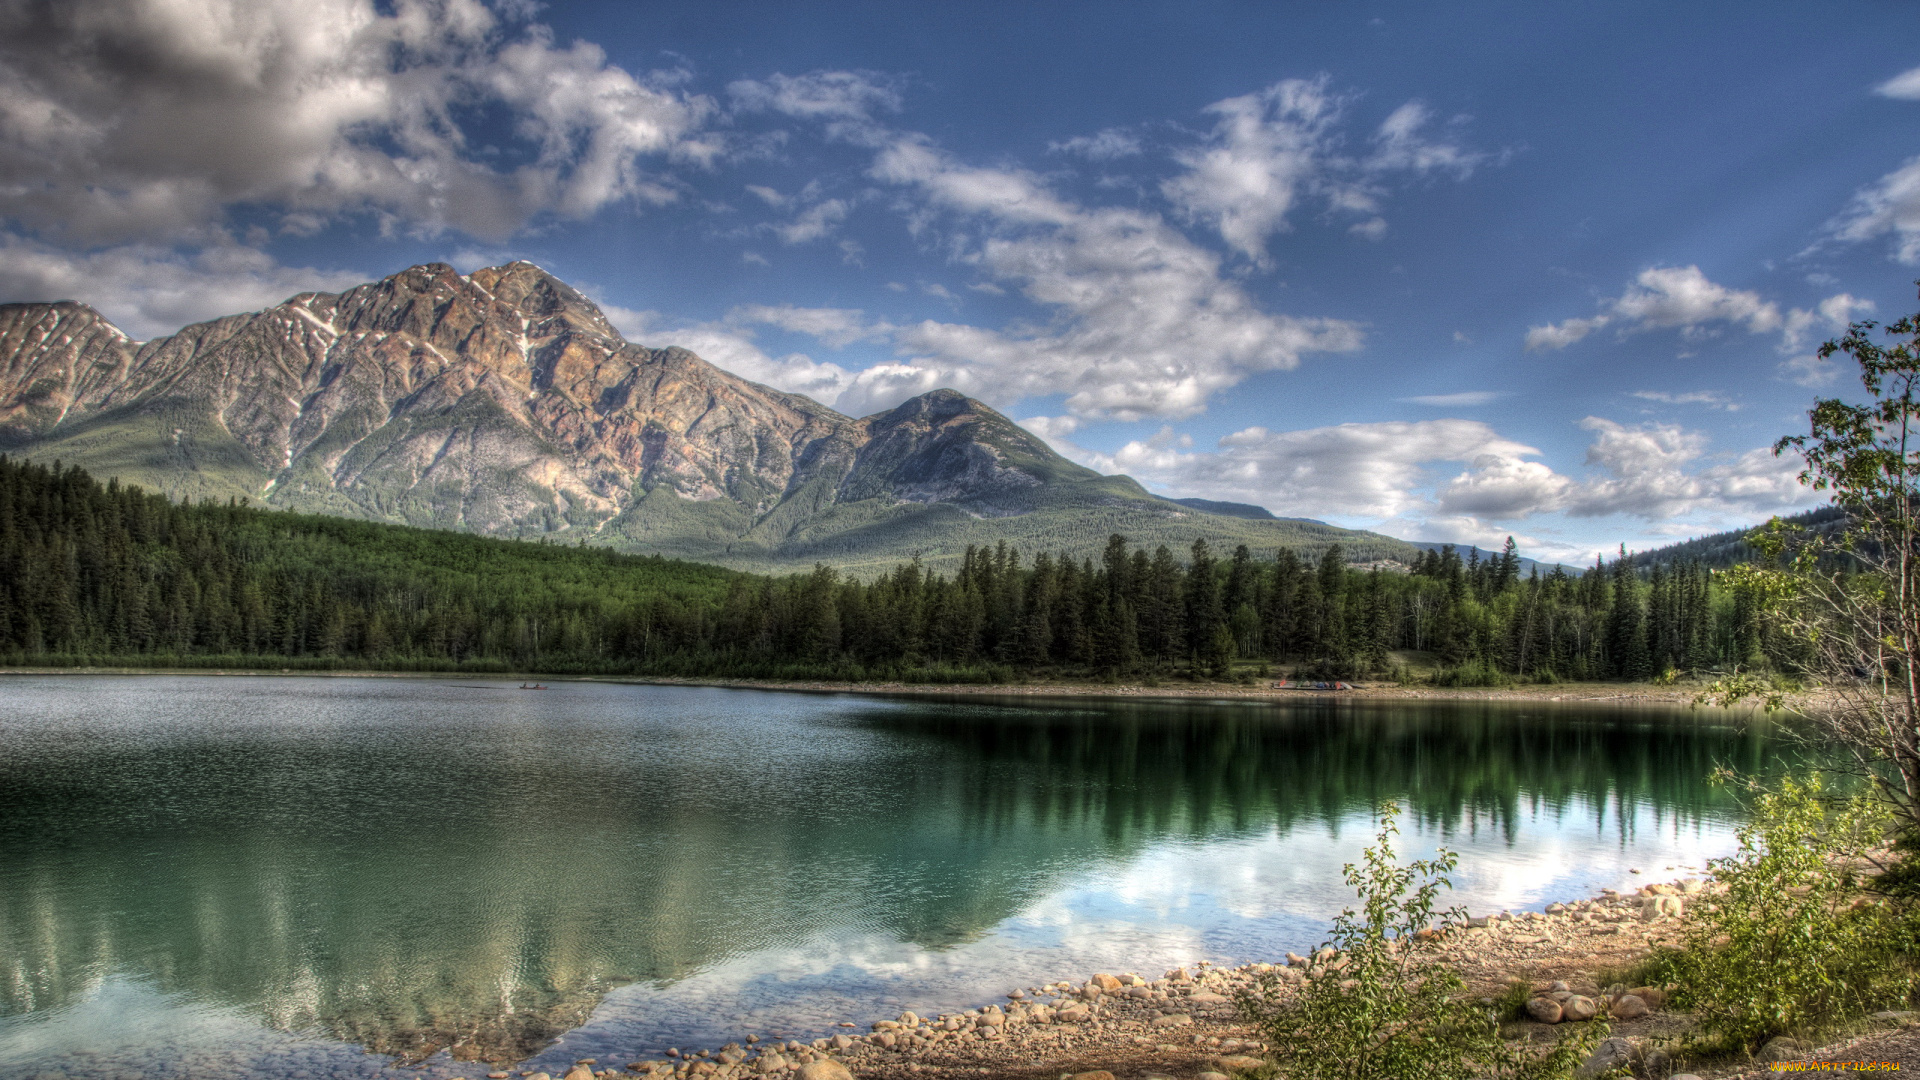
top-left (0, 676), bottom-right (1780, 1079)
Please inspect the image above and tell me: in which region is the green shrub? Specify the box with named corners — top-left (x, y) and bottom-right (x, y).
top-left (1660, 772), bottom-right (1918, 1052)
top-left (1429, 659), bottom-right (1513, 688)
top-left (1239, 804), bottom-right (1601, 1079)
top-left (1492, 978), bottom-right (1534, 1022)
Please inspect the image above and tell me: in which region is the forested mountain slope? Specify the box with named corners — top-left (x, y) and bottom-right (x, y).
top-left (1626, 506), bottom-right (1848, 569)
top-left (0, 457), bottom-right (1797, 682)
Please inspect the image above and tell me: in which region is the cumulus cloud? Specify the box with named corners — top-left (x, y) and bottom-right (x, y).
top-left (1528, 266), bottom-right (1868, 360)
top-left (1781, 292), bottom-right (1875, 351)
top-left (1162, 78), bottom-right (1481, 264)
top-left (0, 0), bottom-right (718, 246)
top-left (1078, 418), bottom-right (1538, 520)
top-left (0, 236), bottom-right (367, 339)
top-left (1565, 418), bottom-right (1809, 519)
top-left (1015, 414), bottom-right (1085, 447)
top-left (1043, 411), bottom-right (1815, 537)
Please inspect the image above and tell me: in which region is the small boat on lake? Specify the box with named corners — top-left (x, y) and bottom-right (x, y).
top-left (517, 683), bottom-right (548, 690)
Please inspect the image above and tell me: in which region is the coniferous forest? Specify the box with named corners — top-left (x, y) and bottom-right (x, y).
top-left (0, 456), bottom-right (1803, 684)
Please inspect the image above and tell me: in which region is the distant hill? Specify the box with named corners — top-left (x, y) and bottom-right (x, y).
top-left (0, 261), bottom-right (1418, 576)
top-left (1162, 496), bottom-right (1330, 526)
top-left (1626, 505), bottom-right (1847, 569)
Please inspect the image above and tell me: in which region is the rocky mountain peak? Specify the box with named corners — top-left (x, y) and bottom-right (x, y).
top-left (467, 260), bottom-right (620, 341)
top-left (0, 261), bottom-right (1409, 571)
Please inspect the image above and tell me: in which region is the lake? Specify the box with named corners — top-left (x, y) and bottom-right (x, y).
top-left (0, 676), bottom-right (1778, 1079)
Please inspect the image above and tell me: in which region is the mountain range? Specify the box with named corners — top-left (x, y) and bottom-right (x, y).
top-left (0, 261), bottom-right (1414, 573)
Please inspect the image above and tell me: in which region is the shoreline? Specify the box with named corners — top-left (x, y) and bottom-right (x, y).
top-left (0, 666), bottom-right (1764, 709)
top-left (560, 877), bottom-right (1909, 1080)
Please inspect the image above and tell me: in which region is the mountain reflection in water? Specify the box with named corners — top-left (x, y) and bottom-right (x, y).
top-left (0, 677), bottom-right (1778, 1075)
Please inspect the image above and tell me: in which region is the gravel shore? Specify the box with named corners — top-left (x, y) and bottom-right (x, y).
top-left (514, 876), bottom-right (1913, 1080)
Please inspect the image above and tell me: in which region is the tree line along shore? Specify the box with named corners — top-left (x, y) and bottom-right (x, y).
top-left (0, 455), bottom-right (1801, 685)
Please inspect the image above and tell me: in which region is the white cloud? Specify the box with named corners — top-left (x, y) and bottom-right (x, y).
top-left (727, 70), bottom-right (902, 147)
top-left (621, 312), bottom-right (862, 405)
top-left (1399, 391), bottom-right (1507, 407)
top-left (720, 94), bottom-right (1366, 420)
top-left (1049, 128), bottom-right (1142, 161)
top-left (1079, 418), bottom-right (1538, 520)
top-left (1629, 390), bottom-right (1739, 411)
top-left (1348, 217), bottom-right (1388, 240)
top-left (1564, 418), bottom-right (1811, 519)
top-left (769, 198), bottom-right (850, 244)
top-left (869, 138), bottom-right (1361, 419)
top-left (1015, 414), bottom-right (1084, 447)
top-left (1528, 266), bottom-right (1868, 358)
top-left (1161, 78), bottom-right (1344, 264)
top-left (1524, 315), bottom-right (1609, 351)
top-left (0, 0), bottom-right (718, 246)
top-left (1781, 292), bottom-right (1875, 351)
top-left (1161, 79), bottom-right (1481, 264)
top-left (1606, 265), bottom-right (1780, 332)
top-left (0, 236), bottom-right (366, 339)
top-left (1780, 351), bottom-right (1840, 387)
top-left (1042, 411), bottom-right (1815, 537)
top-left (1436, 453), bottom-right (1573, 519)
top-left (1878, 66), bottom-right (1920, 100)
top-left (728, 304), bottom-right (889, 348)
top-left (1365, 102), bottom-right (1480, 178)
top-left (1825, 155), bottom-right (1920, 263)
top-left (1806, 72), bottom-right (1920, 261)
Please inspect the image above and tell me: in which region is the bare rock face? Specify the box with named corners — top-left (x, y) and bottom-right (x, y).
top-left (0, 302), bottom-right (138, 443)
top-left (0, 262), bottom-right (1075, 549)
top-left (0, 260), bottom-right (1409, 569)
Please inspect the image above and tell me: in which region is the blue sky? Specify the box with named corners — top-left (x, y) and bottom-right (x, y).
top-left (2, 1), bottom-right (1918, 563)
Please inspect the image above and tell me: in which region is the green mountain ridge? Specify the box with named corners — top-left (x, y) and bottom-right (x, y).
top-left (0, 261), bottom-right (1416, 573)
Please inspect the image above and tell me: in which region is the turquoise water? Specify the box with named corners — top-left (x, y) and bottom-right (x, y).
top-left (0, 676), bottom-right (1776, 1079)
